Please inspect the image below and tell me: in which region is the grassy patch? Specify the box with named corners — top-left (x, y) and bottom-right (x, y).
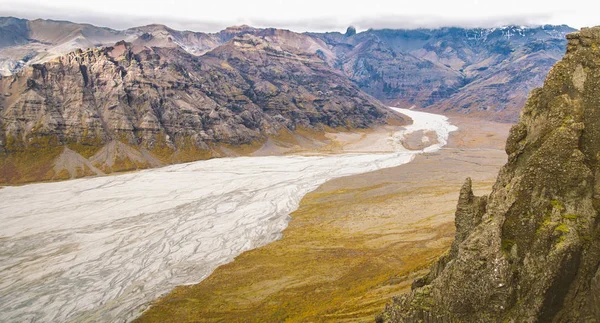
top-left (554, 223), bottom-right (570, 234)
top-left (550, 199), bottom-right (565, 211)
top-left (67, 142), bottom-right (103, 159)
top-left (0, 144), bottom-right (63, 184)
top-left (562, 214), bottom-right (578, 220)
top-left (135, 175), bottom-right (457, 323)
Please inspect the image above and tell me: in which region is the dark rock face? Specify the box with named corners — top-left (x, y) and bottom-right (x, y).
top-left (593, 268), bottom-right (600, 320)
top-left (345, 26), bottom-right (357, 37)
top-left (380, 26), bottom-right (600, 322)
top-left (450, 178), bottom-right (488, 257)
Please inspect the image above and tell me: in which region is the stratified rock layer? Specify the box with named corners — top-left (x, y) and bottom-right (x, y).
top-left (0, 36), bottom-right (401, 184)
top-left (381, 26), bottom-right (600, 323)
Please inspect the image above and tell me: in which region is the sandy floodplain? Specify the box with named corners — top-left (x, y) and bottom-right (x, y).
top-left (137, 115), bottom-right (512, 322)
top-left (0, 108), bottom-right (456, 322)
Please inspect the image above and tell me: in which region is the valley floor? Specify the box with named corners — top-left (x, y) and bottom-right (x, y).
top-left (136, 117), bottom-right (511, 322)
top-left (0, 108), bottom-right (454, 322)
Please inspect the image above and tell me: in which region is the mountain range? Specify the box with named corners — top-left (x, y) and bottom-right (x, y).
top-left (0, 17), bottom-right (575, 184)
top-left (0, 18), bottom-right (575, 120)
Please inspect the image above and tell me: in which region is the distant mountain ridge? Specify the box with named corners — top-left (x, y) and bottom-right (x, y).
top-left (0, 18), bottom-right (233, 75)
top-left (310, 24), bottom-right (575, 121)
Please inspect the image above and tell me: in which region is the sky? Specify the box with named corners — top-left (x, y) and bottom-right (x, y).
top-left (0, 0), bottom-right (598, 32)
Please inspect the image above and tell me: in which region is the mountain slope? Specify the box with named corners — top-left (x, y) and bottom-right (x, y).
top-left (311, 25), bottom-right (575, 121)
top-left (380, 26), bottom-right (600, 322)
top-left (0, 34), bottom-right (403, 184)
top-left (0, 17), bottom-right (29, 47)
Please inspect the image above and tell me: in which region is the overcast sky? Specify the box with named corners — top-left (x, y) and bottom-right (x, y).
top-left (0, 0), bottom-right (597, 32)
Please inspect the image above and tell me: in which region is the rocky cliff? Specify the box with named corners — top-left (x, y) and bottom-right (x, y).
top-left (0, 34), bottom-right (401, 184)
top-left (379, 26), bottom-right (600, 322)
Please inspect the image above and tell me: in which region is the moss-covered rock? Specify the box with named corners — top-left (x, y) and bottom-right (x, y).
top-left (381, 26), bottom-right (600, 323)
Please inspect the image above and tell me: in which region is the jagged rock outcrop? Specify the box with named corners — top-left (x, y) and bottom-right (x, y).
top-left (380, 26), bottom-right (600, 323)
top-left (450, 178), bottom-right (488, 257)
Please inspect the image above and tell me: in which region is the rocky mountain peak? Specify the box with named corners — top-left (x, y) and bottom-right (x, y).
top-left (223, 24), bottom-right (256, 32)
top-left (380, 26), bottom-right (600, 322)
top-left (345, 26), bottom-right (357, 37)
top-left (217, 25), bottom-right (259, 42)
top-left (132, 24), bottom-right (172, 32)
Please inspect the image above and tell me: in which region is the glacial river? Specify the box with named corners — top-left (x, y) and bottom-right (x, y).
top-left (0, 108), bottom-right (456, 322)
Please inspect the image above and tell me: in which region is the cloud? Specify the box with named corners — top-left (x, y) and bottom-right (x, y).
top-left (351, 13), bottom-right (557, 31)
top-left (247, 13), bottom-right (560, 33)
top-left (0, 3), bottom-right (225, 31)
top-left (0, 1), bottom-right (578, 33)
